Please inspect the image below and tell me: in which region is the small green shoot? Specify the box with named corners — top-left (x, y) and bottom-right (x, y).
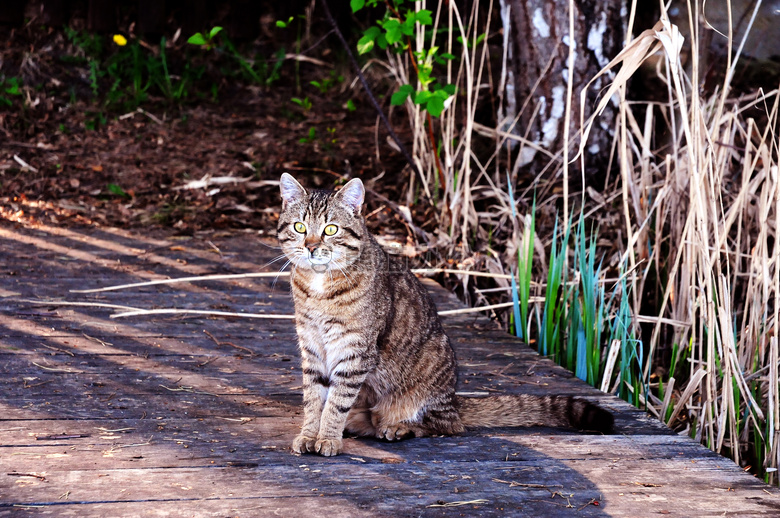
top-left (107, 183), bottom-right (131, 199)
top-left (299, 127), bottom-right (317, 144)
top-left (291, 96), bottom-right (313, 111)
top-left (187, 26), bottom-right (223, 50)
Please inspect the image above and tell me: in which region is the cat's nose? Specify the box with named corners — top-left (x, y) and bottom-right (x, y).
top-left (306, 243), bottom-right (318, 252)
top-left (304, 237), bottom-right (321, 252)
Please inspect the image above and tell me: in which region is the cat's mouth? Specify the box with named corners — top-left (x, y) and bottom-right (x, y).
top-left (307, 246), bottom-right (332, 272)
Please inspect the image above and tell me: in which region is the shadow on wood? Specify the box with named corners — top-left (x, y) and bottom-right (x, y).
top-left (0, 222), bottom-right (778, 516)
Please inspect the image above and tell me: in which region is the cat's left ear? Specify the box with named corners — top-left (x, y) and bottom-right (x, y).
top-left (280, 173), bottom-right (307, 207)
top-left (335, 178), bottom-right (365, 215)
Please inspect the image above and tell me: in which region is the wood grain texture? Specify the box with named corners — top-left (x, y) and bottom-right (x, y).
top-left (1, 222), bottom-right (778, 516)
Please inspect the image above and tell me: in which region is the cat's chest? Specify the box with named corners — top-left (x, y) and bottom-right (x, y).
top-left (307, 274), bottom-right (327, 295)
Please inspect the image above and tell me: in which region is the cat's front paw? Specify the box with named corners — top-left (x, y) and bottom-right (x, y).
top-left (314, 437), bottom-right (343, 456)
top-left (292, 434), bottom-right (318, 454)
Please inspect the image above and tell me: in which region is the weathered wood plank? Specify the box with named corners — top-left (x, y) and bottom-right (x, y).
top-left (0, 418), bottom-right (730, 465)
top-left (1, 223), bottom-right (778, 517)
top-left (3, 456), bottom-right (778, 516)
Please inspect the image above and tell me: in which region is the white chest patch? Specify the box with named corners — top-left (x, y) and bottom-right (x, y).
top-left (309, 274), bottom-right (327, 294)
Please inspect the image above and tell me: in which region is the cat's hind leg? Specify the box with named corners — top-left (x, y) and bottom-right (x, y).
top-left (345, 406), bottom-right (376, 436)
top-left (371, 394), bottom-right (464, 441)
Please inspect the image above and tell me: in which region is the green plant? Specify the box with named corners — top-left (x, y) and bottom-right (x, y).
top-left (65, 27), bottom-right (104, 97)
top-left (0, 76), bottom-right (22, 107)
top-left (107, 183), bottom-right (131, 199)
top-left (84, 110), bottom-right (107, 130)
top-left (275, 16), bottom-right (294, 29)
top-left (353, 0), bottom-right (455, 118)
top-left (62, 28), bottom-right (207, 112)
top-left (291, 96), bottom-right (312, 111)
top-left (539, 216), bottom-right (570, 360)
top-left (275, 14), bottom-right (306, 92)
top-left (299, 127), bottom-right (317, 144)
top-left (310, 71), bottom-right (344, 94)
top-left (186, 26), bottom-right (223, 50)
top-left (188, 27), bottom-right (284, 88)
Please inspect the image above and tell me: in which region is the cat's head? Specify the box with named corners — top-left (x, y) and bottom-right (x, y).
top-left (277, 173), bottom-right (366, 274)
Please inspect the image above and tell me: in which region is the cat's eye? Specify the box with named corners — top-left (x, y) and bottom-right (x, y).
top-left (323, 224), bottom-right (338, 236)
top-left (293, 222), bottom-right (306, 233)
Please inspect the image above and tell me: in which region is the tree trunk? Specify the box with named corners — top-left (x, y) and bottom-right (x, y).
top-left (499, 0), bottom-right (624, 184)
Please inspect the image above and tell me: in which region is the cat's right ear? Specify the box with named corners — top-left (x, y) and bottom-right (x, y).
top-left (280, 173), bottom-right (306, 207)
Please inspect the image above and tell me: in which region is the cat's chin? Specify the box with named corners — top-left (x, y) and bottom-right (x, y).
top-left (310, 264), bottom-right (329, 274)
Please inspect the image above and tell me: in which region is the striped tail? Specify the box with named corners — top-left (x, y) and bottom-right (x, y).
top-left (456, 394), bottom-right (613, 434)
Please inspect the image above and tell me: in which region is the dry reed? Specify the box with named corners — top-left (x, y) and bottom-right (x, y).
top-left (382, 0), bottom-right (780, 482)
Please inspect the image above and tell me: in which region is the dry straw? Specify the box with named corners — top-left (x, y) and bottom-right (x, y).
top-left (383, 0), bottom-right (780, 481)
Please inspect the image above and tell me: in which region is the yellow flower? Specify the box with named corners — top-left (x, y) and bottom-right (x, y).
top-left (113, 34), bottom-right (127, 46)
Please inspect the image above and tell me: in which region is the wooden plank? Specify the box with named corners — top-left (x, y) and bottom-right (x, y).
top-left (1, 222), bottom-right (779, 517)
top-left (3, 455), bottom-right (778, 517)
top-left (0, 418), bottom-right (716, 465)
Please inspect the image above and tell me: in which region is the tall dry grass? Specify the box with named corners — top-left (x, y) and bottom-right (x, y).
top-left (382, 0), bottom-right (780, 482)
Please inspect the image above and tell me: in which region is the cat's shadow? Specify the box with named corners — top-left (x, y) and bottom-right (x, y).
top-left (277, 427), bottom-right (614, 517)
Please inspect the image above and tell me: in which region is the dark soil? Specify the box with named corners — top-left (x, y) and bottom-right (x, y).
top-left (0, 23), bottom-right (415, 239)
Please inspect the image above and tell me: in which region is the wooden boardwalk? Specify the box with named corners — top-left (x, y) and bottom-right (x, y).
top-left (1, 222), bottom-right (778, 517)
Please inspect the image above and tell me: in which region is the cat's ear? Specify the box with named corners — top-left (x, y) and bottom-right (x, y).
top-left (280, 173), bottom-right (306, 206)
top-left (336, 178), bottom-right (365, 214)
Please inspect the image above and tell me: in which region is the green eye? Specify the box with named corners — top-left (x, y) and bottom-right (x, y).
top-left (293, 222), bottom-right (306, 233)
top-left (323, 224), bottom-right (338, 236)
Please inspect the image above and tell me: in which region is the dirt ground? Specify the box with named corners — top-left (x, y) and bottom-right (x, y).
top-left (0, 23), bottom-right (418, 240)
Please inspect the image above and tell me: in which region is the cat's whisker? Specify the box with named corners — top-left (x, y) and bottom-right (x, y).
top-left (331, 260), bottom-right (355, 289)
top-left (263, 253), bottom-right (292, 270)
top-left (257, 240), bottom-right (284, 251)
top-left (272, 259), bottom-right (294, 290)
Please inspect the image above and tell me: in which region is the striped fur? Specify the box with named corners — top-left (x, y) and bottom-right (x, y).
top-left (278, 174), bottom-right (613, 456)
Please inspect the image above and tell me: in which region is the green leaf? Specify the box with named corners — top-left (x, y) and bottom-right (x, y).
top-left (385, 27), bottom-right (403, 44)
top-left (443, 83), bottom-right (457, 96)
top-left (415, 10), bottom-right (433, 25)
top-left (346, 99), bottom-right (356, 112)
top-left (391, 84), bottom-right (414, 105)
top-left (382, 18), bottom-right (401, 30)
top-left (357, 26), bottom-right (381, 55)
top-left (413, 90), bottom-right (431, 105)
top-left (382, 19), bottom-right (404, 44)
top-left (5, 81), bottom-right (20, 95)
top-left (107, 183), bottom-right (129, 198)
top-left (350, 0), bottom-right (365, 12)
top-left (426, 97), bottom-right (445, 116)
top-left (436, 53), bottom-right (456, 64)
top-left (376, 33), bottom-right (388, 50)
top-left (401, 13), bottom-right (416, 35)
top-left (209, 26), bottom-right (223, 39)
top-left (187, 33), bottom-right (207, 45)
top-left (456, 33), bottom-right (486, 49)
top-left (357, 35), bottom-right (374, 55)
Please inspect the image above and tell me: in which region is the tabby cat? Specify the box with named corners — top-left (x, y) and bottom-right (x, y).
top-left (277, 173), bottom-right (613, 456)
